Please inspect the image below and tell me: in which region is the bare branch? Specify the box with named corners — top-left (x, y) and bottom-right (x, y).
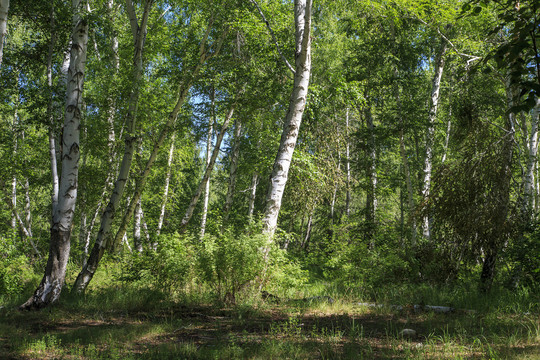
top-left (414, 16), bottom-right (481, 67)
top-left (249, 0), bottom-right (295, 75)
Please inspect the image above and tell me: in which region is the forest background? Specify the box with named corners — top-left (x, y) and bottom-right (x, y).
top-left (0, 0), bottom-right (540, 358)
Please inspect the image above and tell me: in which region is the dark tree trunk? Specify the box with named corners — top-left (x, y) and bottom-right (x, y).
top-left (480, 250), bottom-right (497, 293)
top-left (20, 229), bottom-right (71, 309)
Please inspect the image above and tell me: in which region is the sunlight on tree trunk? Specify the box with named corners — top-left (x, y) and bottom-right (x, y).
top-left (262, 0), bottom-right (312, 241)
top-left (21, 0), bottom-right (88, 309)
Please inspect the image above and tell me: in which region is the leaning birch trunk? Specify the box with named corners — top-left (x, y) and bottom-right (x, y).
top-left (74, 17), bottom-right (228, 292)
top-left (112, 89), bottom-right (207, 247)
top-left (365, 105), bottom-right (377, 241)
top-left (248, 172), bottom-right (258, 218)
top-left (20, 0), bottom-right (88, 309)
top-left (330, 142), bottom-right (341, 222)
top-left (72, 0), bottom-right (152, 293)
top-left (133, 198), bottom-right (143, 252)
top-left (262, 0), bottom-right (312, 239)
top-left (0, 179), bottom-right (40, 256)
top-left (421, 41), bottom-right (447, 240)
top-left (79, 0), bottom-right (120, 261)
top-left (179, 105), bottom-right (236, 233)
top-left (200, 92), bottom-right (215, 238)
top-left (345, 108), bottom-right (351, 217)
top-left (223, 118), bottom-right (243, 226)
top-left (521, 98), bottom-right (540, 220)
top-left (0, 0), bottom-right (9, 67)
top-left (156, 134), bottom-right (175, 237)
top-left (11, 92), bottom-right (17, 231)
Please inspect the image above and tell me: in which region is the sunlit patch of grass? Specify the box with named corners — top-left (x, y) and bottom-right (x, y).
top-left (1, 278), bottom-right (539, 359)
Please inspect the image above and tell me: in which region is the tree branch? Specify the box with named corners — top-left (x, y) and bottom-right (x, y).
top-left (249, 0), bottom-right (295, 75)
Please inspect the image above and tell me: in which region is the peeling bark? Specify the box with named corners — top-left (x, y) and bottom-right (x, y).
top-left (21, 0), bottom-right (88, 309)
top-left (262, 0), bottom-right (312, 238)
top-left (421, 41), bottom-right (447, 240)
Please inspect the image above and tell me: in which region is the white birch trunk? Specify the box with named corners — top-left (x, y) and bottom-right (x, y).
top-left (345, 108), bottom-right (351, 217)
top-left (301, 211), bottom-right (313, 250)
top-left (365, 105), bottom-right (377, 231)
top-left (522, 98), bottom-right (540, 219)
top-left (248, 172), bottom-right (259, 218)
top-left (140, 205), bottom-right (150, 244)
top-left (330, 143), bottom-right (341, 222)
top-left (180, 105), bottom-right (236, 233)
top-left (73, 0), bottom-right (152, 293)
top-left (0, 0), bottom-right (8, 67)
top-left (0, 178), bottom-right (39, 256)
top-left (156, 134), bottom-right (175, 237)
top-left (421, 41), bottom-right (447, 240)
top-left (223, 118), bottom-right (243, 226)
top-left (21, 0), bottom-right (88, 309)
top-left (11, 175), bottom-right (16, 230)
top-left (23, 177), bottom-right (31, 234)
top-left (262, 0), bottom-right (312, 237)
top-left (11, 102), bottom-right (17, 231)
top-left (200, 91), bottom-right (215, 238)
top-left (74, 8), bottom-right (227, 292)
top-left (133, 198), bottom-right (143, 252)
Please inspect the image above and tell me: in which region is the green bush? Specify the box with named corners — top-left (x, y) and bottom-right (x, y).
top-left (115, 232), bottom-right (193, 293)
top-left (0, 233), bottom-right (35, 297)
top-left (197, 230), bottom-right (266, 304)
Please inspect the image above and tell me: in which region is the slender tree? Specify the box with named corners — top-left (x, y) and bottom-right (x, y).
top-left (0, 0), bottom-right (8, 66)
top-left (21, 0), bottom-right (88, 309)
top-left (262, 0), bottom-right (313, 239)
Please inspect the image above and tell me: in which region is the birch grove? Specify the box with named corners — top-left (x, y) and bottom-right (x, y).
top-left (2, 0), bottom-right (539, 310)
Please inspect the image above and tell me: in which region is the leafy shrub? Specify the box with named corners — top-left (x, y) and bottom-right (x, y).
top-left (265, 232), bottom-right (308, 299)
top-left (197, 226), bottom-right (309, 304)
top-left (0, 233), bottom-right (35, 297)
top-left (116, 232), bottom-right (193, 293)
top-left (197, 230), bottom-right (266, 304)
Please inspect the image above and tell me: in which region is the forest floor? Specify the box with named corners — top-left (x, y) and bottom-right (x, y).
top-left (0, 288), bottom-right (539, 359)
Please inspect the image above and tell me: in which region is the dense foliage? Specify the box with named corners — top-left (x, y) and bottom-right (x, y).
top-left (0, 0), bottom-right (539, 309)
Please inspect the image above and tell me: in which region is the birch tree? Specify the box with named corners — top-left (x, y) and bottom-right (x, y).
top-left (262, 0), bottom-right (312, 238)
top-left (200, 88), bottom-right (216, 237)
top-left (74, 7), bottom-right (229, 292)
top-left (0, 0), bottom-right (8, 67)
top-left (72, 0), bottom-right (153, 293)
top-left (223, 117), bottom-right (243, 226)
top-left (521, 99), bottom-right (540, 220)
top-left (421, 40), bottom-right (447, 240)
top-left (21, 0), bottom-right (88, 309)
top-left (179, 103), bottom-right (236, 233)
